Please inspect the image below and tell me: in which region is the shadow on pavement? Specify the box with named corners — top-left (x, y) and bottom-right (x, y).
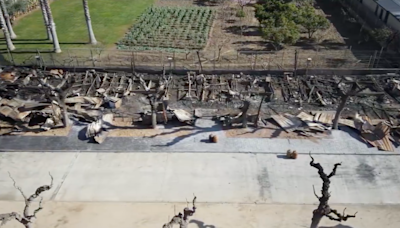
top-left (319, 224), bottom-right (354, 228)
top-left (190, 219), bottom-right (216, 228)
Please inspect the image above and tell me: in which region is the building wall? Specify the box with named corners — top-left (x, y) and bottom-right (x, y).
top-left (359, 0), bottom-right (400, 31)
top-left (387, 13), bottom-right (400, 31)
top-left (363, 0), bottom-right (378, 12)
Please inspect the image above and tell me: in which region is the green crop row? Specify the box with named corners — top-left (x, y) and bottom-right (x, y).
top-left (117, 6), bottom-right (215, 52)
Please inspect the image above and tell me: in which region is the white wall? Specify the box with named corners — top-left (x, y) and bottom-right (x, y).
top-left (363, 0), bottom-right (378, 12)
top-left (359, 0), bottom-right (400, 32)
top-left (387, 13), bottom-right (400, 31)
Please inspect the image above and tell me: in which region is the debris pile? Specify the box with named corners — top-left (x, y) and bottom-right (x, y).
top-left (1, 68), bottom-right (400, 151)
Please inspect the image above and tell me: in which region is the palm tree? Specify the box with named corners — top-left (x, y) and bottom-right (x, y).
top-left (0, 4), bottom-right (15, 50)
top-left (39, 0), bottom-right (52, 41)
top-left (43, 0), bottom-right (61, 53)
top-left (82, 0), bottom-right (97, 45)
top-left (0, 0), bottom-right (16, 39)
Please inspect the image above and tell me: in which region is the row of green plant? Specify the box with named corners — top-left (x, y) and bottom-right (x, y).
top-left (255, 0), bottom-right (330, 50)
top-left (5, 0), bottom-right (39, 20)
top-left (117, 6), bottom-right (214, 51)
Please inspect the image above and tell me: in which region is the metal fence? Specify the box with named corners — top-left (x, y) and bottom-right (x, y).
top-left (0, 47), bottom-right (398, 70)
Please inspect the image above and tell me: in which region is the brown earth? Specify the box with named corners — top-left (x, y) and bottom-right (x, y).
top-left (140, 0), bottom-right (381, 69)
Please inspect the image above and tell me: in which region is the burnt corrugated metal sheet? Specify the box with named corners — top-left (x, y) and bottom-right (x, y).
top-left (360, 120), bottom-right (394, 152)
top-left (338, 119), bottom-right (356, 128)
top-left (0, 106), bottom-right (30, 121)
top-left (297, 112), bottom-right (328, 131)
top-left (313, 111), bottom-right (335, 125)
top-left (271, 114), bottom-right (302, 132)
top-left (297, 112), bottom-right (314, 122)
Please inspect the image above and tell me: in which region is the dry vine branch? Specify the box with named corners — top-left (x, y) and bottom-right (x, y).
top-left (0, 173), bottom-right (54, 228)
top-left (332, 81), bottom-right (368, 129)
top-left (163, 195), bottom-right (197, 228)
top-left (309, 153), bottom-right (357, 228)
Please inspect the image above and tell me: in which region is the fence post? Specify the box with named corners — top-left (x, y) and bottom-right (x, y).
top-left (67, 49), bottom-right (72, 67)
top-left (76, 53), bottom-right (79, 67)
top-left (281, 50), bottom-right (285, 69)
top-left (371, 50), bottom-right (378, 68)
top-left (50, 53), bottom-right (55, 66)
top-left (7, 48), bottom-right (15, 66)
top-left (90, 49), bottom-right (95, 67)
top-left (161, 51), bottom-right (164, 68)
top-left (131, 51), bottom-right (135, 72)
top-left (213, 48), bottom-right (216, 70)
top-left (173, 51), bottom-right (176, 70)
top-left (251, 54), bottom-right (255, 70)
top-left (196, 51), bottom-right (203, 73)
top-left (294, 50), bottom-right (298, 76)
top-left (36, 49), bottom-right (42, 68)
top-left (367, 55), bottom-right (373, 68)
top-left (254, 53), bottom-right (258, 70)
top-left (375, 47), bottom-right (384, 68)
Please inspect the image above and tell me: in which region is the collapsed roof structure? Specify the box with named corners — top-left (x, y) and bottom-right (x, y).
top-left (1, 67), bottom-right (400, 150)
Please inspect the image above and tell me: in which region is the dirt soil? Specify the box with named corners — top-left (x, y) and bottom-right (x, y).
top-left (138, 0), bottom-right (384, 69)
top-left (1, 125), bottom-right (72, 137)
top-left (108, 120), bottom-right (196, 137)
top-left (19, 126), bottom-right (71, 136)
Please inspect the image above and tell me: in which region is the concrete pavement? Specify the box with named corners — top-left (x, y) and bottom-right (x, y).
top-left (0, 202), bottom-right (399, 228)
top-left (0, 127), bottom-right (399, 154)
top-left (1, 152), bottom-right (400, 204)
top-left (1, 121), bottom-right (400, 228)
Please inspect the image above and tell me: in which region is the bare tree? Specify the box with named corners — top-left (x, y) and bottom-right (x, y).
top-left (34, 69), bottom-right (71, 128)
top-left (309, 153), bottom-right (357, 228)
top-left (238, 0), bottom-right (250, 11)
top-left (0, 0), bottom-right (16, 39)
top-left (39, 0), bottom-right (52, 41)
top-left (0, 4), bottom-right (15, 50)
top-left (332, 82), bottom-right (367, 129)
top-left (139, 75), bottom-right (157, 128)
top-left (163, 196), bottom-right (197, 228)
top-left (43, 0), bottom-right (61, 53)
top-left (82, 0), bottom-right (97, 45)
top-left (138, 74), bottom-right (170, 129)
top-left (216, 38), bottom-right (230, 61)
top-left (0, 172), bottom-right (53, 228)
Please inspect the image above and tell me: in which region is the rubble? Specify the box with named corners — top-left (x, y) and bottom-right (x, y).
top-left (86, 114), bottom-right (113, 144)
top-left (271, 114), bottom-right (303, 132)
top-left (0, 68), bottom-right (400, 151)
top-left (173, 109), bottom-right (193, 123)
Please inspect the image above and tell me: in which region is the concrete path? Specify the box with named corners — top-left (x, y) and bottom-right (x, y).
top-left (1, 121), bottom-right (400, 228)
top-left (0, 201), bottom-right (398, 228)
top-left (0, 126), bottom-right (399, 154)
top-left (0, 152), bottom-right (399, 204)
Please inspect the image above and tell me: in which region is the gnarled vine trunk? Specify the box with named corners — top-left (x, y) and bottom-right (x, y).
top-left (0, 173), bottom-right (54, 228)
top-left (163, 196), bottom-right (197, 228)
top-left (309, 153), bottom-right (357, 228)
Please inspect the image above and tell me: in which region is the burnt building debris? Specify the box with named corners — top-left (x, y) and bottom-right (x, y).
top-left (1, 67), bottom-right (400, 150)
